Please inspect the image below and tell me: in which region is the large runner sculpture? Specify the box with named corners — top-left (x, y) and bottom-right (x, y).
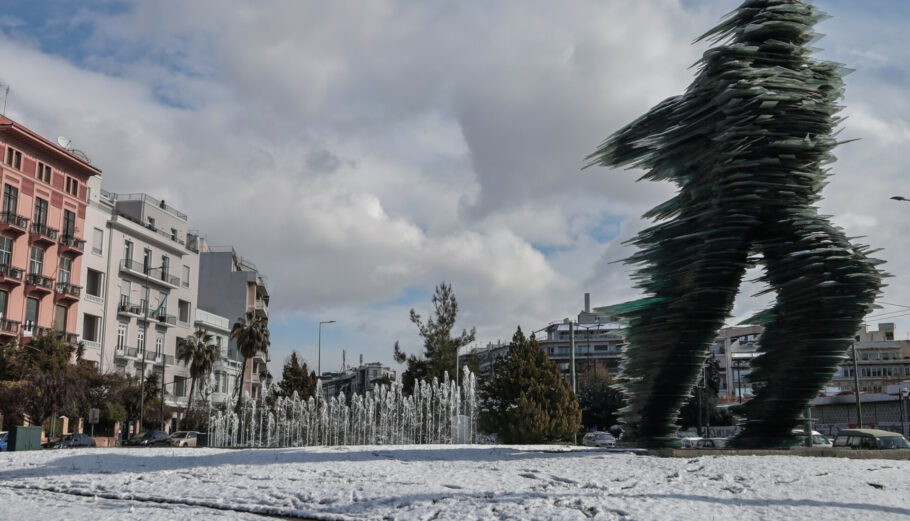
top-left (586, 0), bottom-right (883, 448)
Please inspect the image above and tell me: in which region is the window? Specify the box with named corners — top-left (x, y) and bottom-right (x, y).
top-left (2, 184), bottom-right (17, 215)
top-left (120, 280), bottom-right (131, 305)
top-left (124, 240), bottom-right (133, 262)
top-left (29, 246), bottom-right (44, 275)
top-left (5, 147), bottom-right (21, 169)
top-left (62, 210), bottom-right (75, 239)
top-left (54, 304), bottom-right (67, 331)
top-left (37, 162), bottom-right (51, 182)
top-left (82, 314), bottom-right (101, 342)
top-left (156, 335), bottom-right (164, 358)
top-left (143, 248), bottom-right (152, 274)
top-left (33, 198), bottom-right (48, 227)
top-left (178, 299), bottom-right (190, 324)
top-left (161, 255), bottom-right (169, 278)
top-left (137, 328), bottom-right (145, 354)
top-left (85, 269), bottom-right (103, 298)
top-left (174, 376), bottom-right (186, 397)
top-left (0, 289), bottom-right (7, 319)
top-left (65, 177), bottom-right (77, 195)
top-left (171, 228), bottom-right (178, 241)
top-left (0, 236), bottom-right (11, 267)
top-left (92, 228), bottom-right (103, 255)
top-left (58, 256), bottom-right (71, 285)
top-left (147, 216), bottom-right (156, 230)
top-left (25, 297), bottom-right (38, 333)
top-left (117, 322), bottom-right (127, 349)
top-left (182, 265), bottom-right (190, 287)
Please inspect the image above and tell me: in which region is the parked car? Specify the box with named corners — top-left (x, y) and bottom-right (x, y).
top-left (170, 431), bottom-right (200, 447)
top-left (680, 437), bottom-right (702, 448)
top-left (695, 437), bottom-right (729, 449)
top-left (792, 429), bottom-right (832, 447)
top-left (833, 429), bottom-right (910, 449)
top-left (45, 433), bottom-right (97, 449)
top-left (125, 430), bottom-right (172, 447)
top-left (0, 431), bottom-right (7, 452)
top-left (582, 431), bottom-right (616, 448)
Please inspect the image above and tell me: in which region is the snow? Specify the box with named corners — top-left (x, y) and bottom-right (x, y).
top-left (1, 445), bottom-right (909, 520)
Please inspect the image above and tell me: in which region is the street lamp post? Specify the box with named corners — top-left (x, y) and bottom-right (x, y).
top-left (851, 343), bottom-right (863, 428)
top-left (318, 320), bottom-right (336, 377)
top-left (901, 387), bottom-right (909, 438)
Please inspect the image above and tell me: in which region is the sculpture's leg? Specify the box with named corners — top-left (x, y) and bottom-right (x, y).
top-left (733, 212), bottom-right (882, 447)
top-left (617, 212), bottom-right (753, 447)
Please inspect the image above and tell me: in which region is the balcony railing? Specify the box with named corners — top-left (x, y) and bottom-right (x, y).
top-left (58, 235), bottom-right (86, 253)
top-left (152, 311), bottom-right (177, 326)
top-left (115, 346), bottom-right (139, 359)
top-left (0, 264), bottom-right (23, 281)
top-left (0, 210), bottom-right (29, 231)
top-left (26, 273), bottom-right (55, 290)
top-left (30, 222), bottom-right (58, 241)
top-left (55, 282), bottom-right (82, 299)
top-left (0, 318), bottom-right (19, 335)
top-left (117, 300), bottom-right (144, 315)
top-left (65, 332), bottom-right (79, 344)
top-left (120, 259), bottom-right (181, 287)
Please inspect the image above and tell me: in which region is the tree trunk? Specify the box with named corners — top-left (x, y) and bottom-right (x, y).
top-left (187, 376), bottom-right (197, 416)
top-left (234, 356), bottom-right (249, 416)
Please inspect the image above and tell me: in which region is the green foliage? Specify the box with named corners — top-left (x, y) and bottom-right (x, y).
top-left (480, 327), bottom-right (581, 444)
top-left (176, 328), bottom-right (219, 413)
top-left (576, 372), bottom-right (625, 432)
top-left (278, 351), bottom-right (317, 400)
top-left (393, 282), bottom-right (477, 393)
top-left (232, 311), bottom-right (271, 413)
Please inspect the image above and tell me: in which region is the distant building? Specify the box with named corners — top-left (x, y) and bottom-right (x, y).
top-left (320, 362), bottom-right (396, 398)
top-left (709, 325), bottom-right (763, 401)
top-left (829, 323), bottom-right (910, 393)
top-left (197, 245), bottom-right (270, 400)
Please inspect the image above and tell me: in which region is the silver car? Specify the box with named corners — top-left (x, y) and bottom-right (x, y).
top-left (582, 431), bottom-right (616, 448)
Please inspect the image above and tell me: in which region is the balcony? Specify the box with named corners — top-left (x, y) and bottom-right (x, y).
top-left (117, 299), bottom-right (144, 317)
top-left (63, 332), bottom-right (79, 344)
top-left (114, 346), bottom-right (139, 360)
top-left (55, 282), bottom-right (82, 302)
top-left (0, 264), bottom-right (24, 285)
top-left (119, 259), bottom-right (181, 289)
top-left (0, 318), bottom-right (20, 337)
top-left (26, 273), bottom-right (55, 294)
top-left (0, 211), bottom-right (29, 236)
top-left (151, 311), bottom-right (177, 327)
top-left (58, 235), bottom-right (85, 256)
top-left (29, 222), bottom-right (58, 246)
top-left (251, 299), bottom-right (268, 317)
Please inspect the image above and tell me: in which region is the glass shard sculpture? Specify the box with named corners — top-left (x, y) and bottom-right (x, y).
top-left (586, 0), bottom-right (884, 448)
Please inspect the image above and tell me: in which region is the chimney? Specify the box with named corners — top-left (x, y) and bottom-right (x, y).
top-left (585, 293), bottom-right (590, 313)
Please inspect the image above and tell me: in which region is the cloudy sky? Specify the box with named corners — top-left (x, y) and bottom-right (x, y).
top-left (2, 0), bottom-right (909, 378)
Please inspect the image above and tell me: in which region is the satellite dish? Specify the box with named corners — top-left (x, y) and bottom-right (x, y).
top-left (57, 136), bottom-right (71, 149)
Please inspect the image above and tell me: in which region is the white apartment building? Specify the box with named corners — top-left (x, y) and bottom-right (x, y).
top-left (77, 176), bottom-right (200, 424)
top-left (709, 325), bottom-right (763, 401)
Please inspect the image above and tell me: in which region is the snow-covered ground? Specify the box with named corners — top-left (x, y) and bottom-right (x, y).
top-left (1, 445), bottom-right (909, 520)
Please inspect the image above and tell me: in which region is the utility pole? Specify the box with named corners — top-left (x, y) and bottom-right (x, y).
top-left (569, 321), bottom-right (577, 445)
top-left (851, 343), bottom-right (863, 427)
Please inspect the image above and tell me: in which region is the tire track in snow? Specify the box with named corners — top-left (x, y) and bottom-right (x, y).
top-left (0, 483), bottom-right (339, 521)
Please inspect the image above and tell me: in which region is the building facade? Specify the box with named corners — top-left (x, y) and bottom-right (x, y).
top-left (197, 245), bottom-right (270, 400)
top-left (0, 116), bottom-right (99, 348)
top-left (320, 362), bottom-right (396, 398)
top-left (709, 325), bottom-right (763, 401)
top-left (830, 323), bottom-right (910, 393)
top-left (77, 176), bottom-right (201, 422)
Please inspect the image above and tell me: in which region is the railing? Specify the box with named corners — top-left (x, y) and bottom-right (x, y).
top-left (65, 332), bottom-right (79, 344)
top-left (0, 264), bottom-right (23, 281)
top-left (0, 318), bottom-right (19, 335)
top-left (0, 210), bottom-right (29, 230)
top-left (30, 222), bottom-right (58, 241)
top-left (26, 273), bottom-right (54, 289)
top-left (115, 346), bottom-right (139, 358)
top-left (59, 235), bottom-right (86, 252)
top-left (117, 300), bottom-right (143, 315)
top-left (119, 259), bottom-right (181, 286)
top-left (153, 312), bottom-right (177, 326)
top-left (55, 282), bottom-right (82, 298)
top-left (85, 293), bottom-right (104, 304)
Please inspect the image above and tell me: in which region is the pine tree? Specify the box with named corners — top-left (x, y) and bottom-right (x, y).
top-left (480, 327), bottom-right (581, 444)
top-left (278, 351), bottom-right (317, 400)
top-left (393, 282), bottom-right (476, 393)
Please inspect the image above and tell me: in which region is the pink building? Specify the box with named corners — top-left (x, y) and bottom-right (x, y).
top-left (0, 116), bottom-right (99, 346)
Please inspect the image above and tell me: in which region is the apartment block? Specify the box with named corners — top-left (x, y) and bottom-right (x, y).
top-left (77, 175), bottom-right (201, 422)
top-left (197, 245), bottom-right (270, 400)
top-left (194, 307), bottom-right (242, 406)
top-left (0, 116), bottom-right (99, 346)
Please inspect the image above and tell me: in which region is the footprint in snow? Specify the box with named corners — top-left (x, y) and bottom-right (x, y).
top-left (519, 473), bottom-right (538, 480)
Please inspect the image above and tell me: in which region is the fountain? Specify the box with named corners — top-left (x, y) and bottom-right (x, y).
top-left (208, 366), bottom-right (477, 448)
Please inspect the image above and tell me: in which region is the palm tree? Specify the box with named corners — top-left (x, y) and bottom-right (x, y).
top-left (176, 328), bottom-right (219, 414)
top-left (231, 311), bottom-right (270, 414)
